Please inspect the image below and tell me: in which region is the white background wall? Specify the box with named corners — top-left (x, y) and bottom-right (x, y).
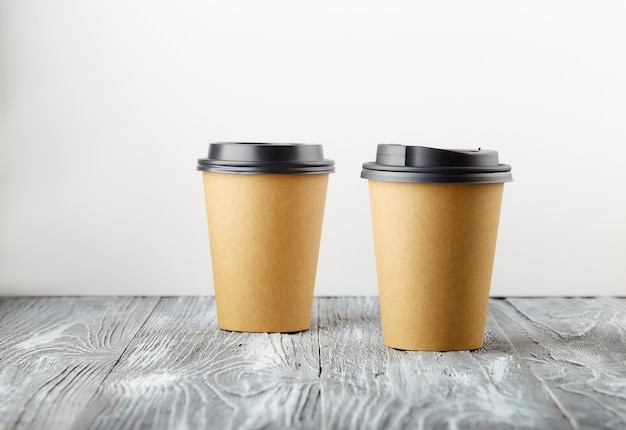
top-left (1, 1), bottom-right (625, 297)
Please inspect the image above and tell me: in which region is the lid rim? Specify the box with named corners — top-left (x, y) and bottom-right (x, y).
top-left (198, 159), bottom-right (335, 167)
top-left (361, 169), bottom-right (513, 184)
top-left (198, 160), bottom-right (335, 174)
top-left (362, 162), bottom-right (511, 174)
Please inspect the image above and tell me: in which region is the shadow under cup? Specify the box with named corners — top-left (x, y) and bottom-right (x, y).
top-left (198, 143), bottom-right (334, 333)
top-left (362, 145), bottom-right (513, 351)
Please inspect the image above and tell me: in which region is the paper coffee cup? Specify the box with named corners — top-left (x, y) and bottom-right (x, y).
top-left (197, 143), bottom-right (334, 333)
top-left (361, 145), bottom-right (512, 351)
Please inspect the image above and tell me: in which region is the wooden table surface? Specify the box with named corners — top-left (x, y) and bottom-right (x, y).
top-left (0, 297), bottom-right (624, 430)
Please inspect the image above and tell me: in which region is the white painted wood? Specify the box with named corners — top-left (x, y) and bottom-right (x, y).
top-left (317, 297), bottom-right (571, 429)
top-left (74, 297), bottom-right (320, 430)
top-left (1, 297), bottom-right (623, 429)
top-left (0, 297), bottom-right (160, 430)
top-left (490, 298), bottom-right (626, 430)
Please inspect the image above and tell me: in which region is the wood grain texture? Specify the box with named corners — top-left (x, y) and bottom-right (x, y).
top-left (0, 297), bottom-right (160, 430)
top-left (317, 297), bottom-right (571, 429)
top-left (74, 297), bottom-right (320, 430)
top-left (1, 297), bottom-right (623, 430)
top-left (490, 298), bottom-right (626, 430)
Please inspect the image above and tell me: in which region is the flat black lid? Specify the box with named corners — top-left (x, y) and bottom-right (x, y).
top-left (361, 144), bottom-right (512, 183)
top-left (197, 142), bottom-right (335, 174)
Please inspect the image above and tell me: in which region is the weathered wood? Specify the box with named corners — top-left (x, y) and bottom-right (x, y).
top-left (0, 297), bottom-right (160, 430)
top-left (490, 297), bottom-right (626, 430)
top-left (1, 297), bottom-right (623, 429)
top-left (318, 297), bottom-right (572, 429)
top-left (74, 297), bottom-right (320, 430)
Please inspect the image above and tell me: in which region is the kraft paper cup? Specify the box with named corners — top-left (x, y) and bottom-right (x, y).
top-left (361, 145), bottom-right (512, 351)
top-left (197, 143), bottom-right (334, 333)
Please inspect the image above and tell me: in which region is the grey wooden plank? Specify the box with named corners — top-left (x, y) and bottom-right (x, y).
top-left (0, 297), bottom-right (160, 430)
top-left (2, 296), bottom-right (621, 430)
top-left (490, 297), bottom-right (626, 430)
top-left (74, 296), bottom-right (320, 430)
top-left (318, 297), bottom-right (571, 430)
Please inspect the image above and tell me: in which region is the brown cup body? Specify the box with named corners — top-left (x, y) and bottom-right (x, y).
top-left (368, 180), bottom-right (504, 351)
top-left (203, 171), bottom-right (329, 333)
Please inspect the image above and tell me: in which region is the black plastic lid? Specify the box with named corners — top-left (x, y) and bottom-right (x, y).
top-left (361, 144), bottom-right (512, 183)
top-left (197, 143), bottom-right (335, 174)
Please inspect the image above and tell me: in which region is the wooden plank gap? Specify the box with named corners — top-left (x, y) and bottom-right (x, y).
top-left (316, 298), bottom-right (323, 379)
top-left (89, 296), bottom-right (163, 390)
